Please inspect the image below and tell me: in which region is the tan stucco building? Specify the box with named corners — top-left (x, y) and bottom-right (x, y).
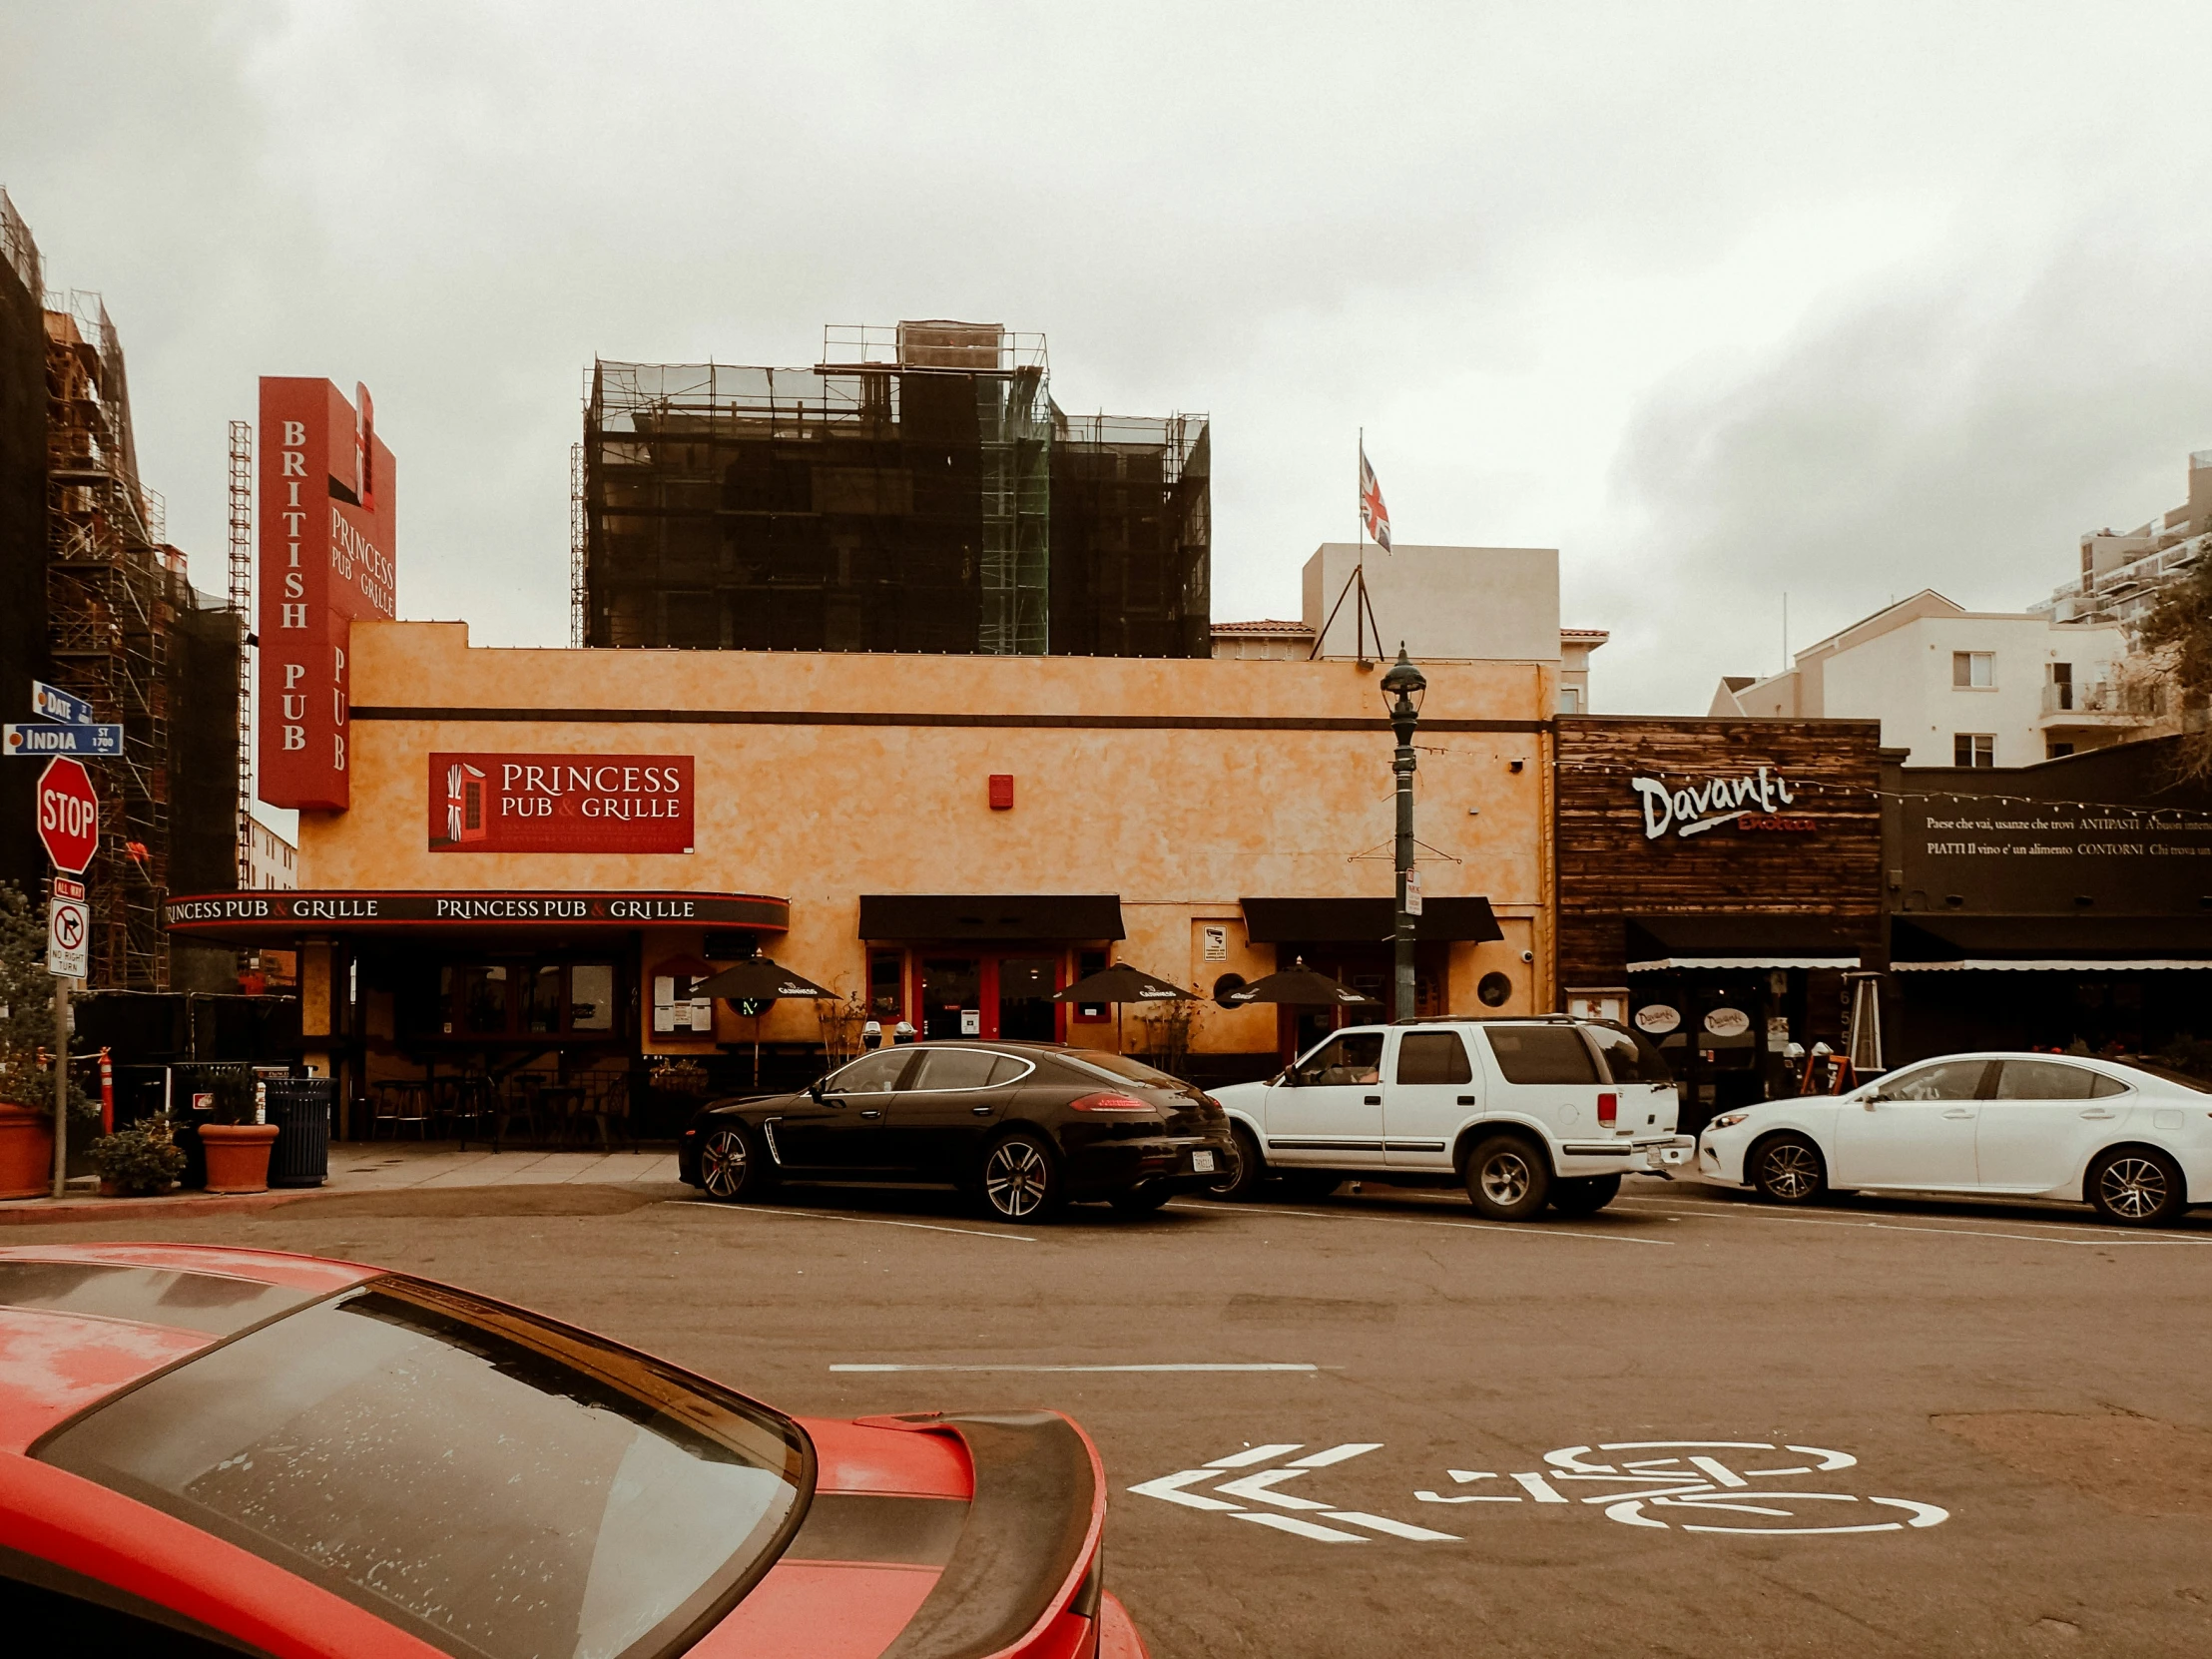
top-left (170, 620), bottom-right (1557, 1131)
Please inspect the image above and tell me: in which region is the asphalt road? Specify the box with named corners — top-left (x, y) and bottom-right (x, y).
top-left (30, 1173), bottom-right (2212, 1658)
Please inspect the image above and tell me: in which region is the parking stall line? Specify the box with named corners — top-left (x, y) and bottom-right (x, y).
top-left (1608, 1199), bottom-right (2200, 1248)
top-left (828, 1363), bottom-right (1324, 1373)
top-left (1616, 1192), bottom-right (2212, 1245)
top-left (675, 1202), bottom-right (1037, 1244)
top-left (1165, 1202), bottom-right (1674, 1246)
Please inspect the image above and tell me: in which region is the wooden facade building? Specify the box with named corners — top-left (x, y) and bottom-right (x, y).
top-left (1554, 716), bottom-right (1887, 1130)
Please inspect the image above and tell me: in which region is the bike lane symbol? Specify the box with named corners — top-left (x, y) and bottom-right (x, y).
top-left (1414, 1440), bottom-right (1950, 1534)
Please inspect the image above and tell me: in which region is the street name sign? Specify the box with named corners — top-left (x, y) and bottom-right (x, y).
top-left (48, 876), bottom-right (87, 979)
top-left (5, 722), bottom-right (124, 758)
top-left (32, 681), bottom-right (97, 726)
top-left (36, 758), bottom-right (99, 874)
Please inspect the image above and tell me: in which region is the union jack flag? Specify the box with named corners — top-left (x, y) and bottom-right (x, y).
top-left (1360, 442), bottom-right (1391, 553)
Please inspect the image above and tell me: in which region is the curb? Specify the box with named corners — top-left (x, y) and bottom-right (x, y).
top-left (0, 1187), bottom-right (323, 1228)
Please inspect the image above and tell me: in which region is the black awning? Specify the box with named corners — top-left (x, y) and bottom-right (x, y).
top-left (1893, 915), bottom-right (2212, 961)
top-left (1239, 896), bottom-right (1503, 944)
top-left (1625, 915), bottom-right (1867, 963)
top-left (857, 894), bottom-right (1125, 942)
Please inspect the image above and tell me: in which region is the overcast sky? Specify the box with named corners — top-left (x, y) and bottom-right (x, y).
top-left (7, 2), bottom-right (2212, 713)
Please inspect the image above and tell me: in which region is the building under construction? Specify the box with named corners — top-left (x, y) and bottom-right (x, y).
top-left (578, 322), bottom-right (1210, 657)
top-left (0, 190), bottom-right (243, 991)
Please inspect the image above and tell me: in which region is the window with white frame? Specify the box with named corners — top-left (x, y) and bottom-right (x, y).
top-left (1951, 651), bottom-right (1994, 689)
top-left (1953, 733), bottom-right (1995, 767)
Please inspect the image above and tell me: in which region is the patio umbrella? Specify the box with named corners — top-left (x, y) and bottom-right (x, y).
top-left (694, 958), bottom-right (836, 1086)
top-left (1222, 958), bottom-right (1378, 1008)
top-left (1050, 962), bottom-right (1195, 1052)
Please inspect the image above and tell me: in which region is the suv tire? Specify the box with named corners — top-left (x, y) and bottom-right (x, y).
top-left (1208, 1123), bottom-right (1267, 1202)
top-left (2086, 1146), bottom-right (2186, 1227)
top-left (1749, 1133), bottom-right (1827, 1206)
top-left (1463, 1134), bottom-right (1550, 1222)
top-left (1548, 1174), bottom-right (1621, 1217)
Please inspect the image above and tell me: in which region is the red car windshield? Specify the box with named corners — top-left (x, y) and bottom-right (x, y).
top-left (36, 1277), bottom-right (809, 1659)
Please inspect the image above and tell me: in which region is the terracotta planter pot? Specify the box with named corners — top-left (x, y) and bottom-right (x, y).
top-left (0, 1102), bottom-right (55, 1201)
top-left (200, 1123), bottom-right (280, 1195)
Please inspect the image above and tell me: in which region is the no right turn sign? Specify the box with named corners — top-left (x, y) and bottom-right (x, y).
top-left (49, 877), bottom-right (88, 979)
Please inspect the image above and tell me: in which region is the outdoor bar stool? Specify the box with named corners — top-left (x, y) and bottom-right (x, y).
top-left (490, 1076), bottom-right (549, 1152)
top-left (371, 1080), bottom-right (430, 1140)
top-left (444, 1074), bottom-right (494, 1149)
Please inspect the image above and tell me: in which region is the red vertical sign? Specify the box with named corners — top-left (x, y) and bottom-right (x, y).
top-left (258, 378), bottom-right (396, 811)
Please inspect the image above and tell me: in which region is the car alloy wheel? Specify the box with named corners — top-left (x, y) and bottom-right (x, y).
top-left (1751, 1135), bottom-right (1825, 1205)
top-left (2089, 1149), bottom-right (2182, 1226)
top-left (700, 1127), bottom-right (753, 1202)
top-left (1463, 1133), bottom-right (1550, 1222)
top-left (982, 1135), bottom-right (1059, 1221)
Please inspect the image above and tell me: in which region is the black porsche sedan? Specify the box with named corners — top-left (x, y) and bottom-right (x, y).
top-left (678, 1041), bottom-right (1236, 1221)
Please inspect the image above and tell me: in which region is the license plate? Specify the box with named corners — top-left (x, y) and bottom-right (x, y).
top-left (1192, 1149), bottom-right (1217, 1174)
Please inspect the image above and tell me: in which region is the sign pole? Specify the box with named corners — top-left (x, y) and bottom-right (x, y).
top-left (52, 973), bottom-right (68, 1201)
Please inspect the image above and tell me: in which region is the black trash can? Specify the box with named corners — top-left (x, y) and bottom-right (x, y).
top-left (264, 1078), bottom-right (333, 1188)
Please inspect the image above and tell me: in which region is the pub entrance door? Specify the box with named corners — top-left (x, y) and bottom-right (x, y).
top-left (915, 952), bottom-right (1066, 1041)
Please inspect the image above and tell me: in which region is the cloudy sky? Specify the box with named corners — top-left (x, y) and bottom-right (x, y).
top-left (6, 2), bottom-right (2211, 712)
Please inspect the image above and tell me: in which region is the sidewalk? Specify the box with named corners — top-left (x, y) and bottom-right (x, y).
top-left (0, 1143), bottom-right (682, 1227)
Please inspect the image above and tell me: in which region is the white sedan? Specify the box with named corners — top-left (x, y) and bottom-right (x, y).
top-left (1697, 1052), bottom-right (2212, 1227)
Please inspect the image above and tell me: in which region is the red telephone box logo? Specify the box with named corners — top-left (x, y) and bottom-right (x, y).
top-left (440, 761), bottom-right (488, 847)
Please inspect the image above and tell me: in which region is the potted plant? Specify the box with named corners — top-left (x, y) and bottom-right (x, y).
top-left (87, 1114), bottom-right (187, 1197)
top-left (196, 1065), bottom-right (278, 1194)
top-left (0, 881), bottom-right (99, 1200)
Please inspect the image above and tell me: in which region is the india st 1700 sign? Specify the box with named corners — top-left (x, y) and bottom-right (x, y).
top-left (258, 377), bottom-right (396, 812)
top-left (427, 754), bottom-right (695, 854)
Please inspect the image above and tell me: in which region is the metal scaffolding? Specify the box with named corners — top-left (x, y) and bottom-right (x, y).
top-left (44, 294), bottom-right (180, 988)
top-left (580, 322), bottom-right (1207, 658)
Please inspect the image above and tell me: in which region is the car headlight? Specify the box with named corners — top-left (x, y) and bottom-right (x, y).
top-left (1706, 1111), bottom-right (1752, 1131)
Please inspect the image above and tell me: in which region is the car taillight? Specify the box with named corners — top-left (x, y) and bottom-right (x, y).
top-left (1070, 1092), bottom-right (1155, 1114)
top-left (1597, 1092), bottom-right (1618, 1125)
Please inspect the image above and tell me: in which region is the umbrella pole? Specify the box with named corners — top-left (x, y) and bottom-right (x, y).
top-left (754, 1013), bottom-right (762, 1089)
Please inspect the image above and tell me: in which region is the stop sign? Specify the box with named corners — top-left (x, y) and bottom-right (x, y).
top-left (36, 757), bottom-right (99, 874)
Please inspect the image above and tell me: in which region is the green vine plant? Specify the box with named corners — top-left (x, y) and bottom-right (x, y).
top-left (0, 881), bottom-right (96, 1125)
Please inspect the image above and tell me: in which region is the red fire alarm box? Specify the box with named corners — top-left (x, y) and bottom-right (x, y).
top-left (988, 774), bottom-right (1015, 811)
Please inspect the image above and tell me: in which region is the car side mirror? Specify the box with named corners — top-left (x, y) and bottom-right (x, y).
top-left (809, 1080), bottom-right (826, 1102)
top-left (1274, 1070), bottom-right (1295, 1088)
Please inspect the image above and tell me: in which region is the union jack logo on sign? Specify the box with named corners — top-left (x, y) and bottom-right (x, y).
top-left (1360, 445), bottom-right (1391, 553)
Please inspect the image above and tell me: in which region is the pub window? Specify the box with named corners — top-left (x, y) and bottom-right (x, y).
top-left (1951, 651), bottom-right (1994, 689)
top-left (868, 950), bottom-right (905, 1020)
top-left (457, 965), bottom-right (510, 1034)
top-left (524, 965), bottom-right (564, 1033)
top-left (1953, 733), bottom-right (1995, 768)
top-left (1074, 948), bottom-right (1110, 1022)
top-left (571, 964), bottom-right (616, 1031)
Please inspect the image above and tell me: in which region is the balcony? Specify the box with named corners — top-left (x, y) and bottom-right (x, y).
top-left (2040, 679), bottom-right (2165, 727)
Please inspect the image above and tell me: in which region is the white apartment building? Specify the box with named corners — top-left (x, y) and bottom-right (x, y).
top-left (248, 817), bottom-right (298, 891)
top-left (1710, 590), bottom-right (2141, 767)
top-left (1213, 544), bottom-right (1605, 712)
top-left (2034, 448), bottom-right (2210, 632)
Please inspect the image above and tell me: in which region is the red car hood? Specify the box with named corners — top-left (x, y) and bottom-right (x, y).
top-left (0, 1244), bottom-right (1143, 1659)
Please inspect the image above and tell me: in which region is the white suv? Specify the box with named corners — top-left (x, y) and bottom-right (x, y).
top-left (1209, 1018), bottom-right (1680, 1220)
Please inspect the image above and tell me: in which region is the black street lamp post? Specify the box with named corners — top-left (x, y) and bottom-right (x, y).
top-left (1381, 643), bottom-right (1427, 1021)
